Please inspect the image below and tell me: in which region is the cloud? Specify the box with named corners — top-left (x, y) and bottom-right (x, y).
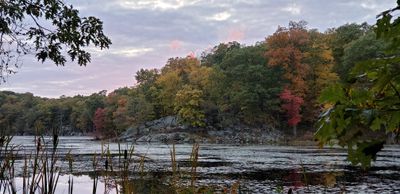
top-left (220, 25), bottom-right (246, 43)
top-left (85, 46), bottom-right (154, 59)
top-left (110, 47), bottom-right (154, 57)
top-left (206, 11), bottom-right (231, 21)
top-left (169, 40), bottom-right (183, 50)
top-left (282, 3), bottom-right (301, 15)
top-left (113, 0), bottom-right (201, 11)
top-left (2, 0), bottom-right (396, 97)
top-left (360, 2), bottom-right (376, 10)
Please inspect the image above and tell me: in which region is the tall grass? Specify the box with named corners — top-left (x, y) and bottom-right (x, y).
top-left (189, 143), bottom-right (199, 192)
top-left (1, 133), bottom-right (241, 194)
top-left (0, 135), bottom-right (16, 194)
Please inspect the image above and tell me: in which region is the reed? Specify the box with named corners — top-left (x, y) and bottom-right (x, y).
top-left (1, 134), bottom-right (241, 194)
top-left (168, 143), bottom-right (212, 194)
top-left (0, 135), bottom-right (17, 194)
top-left (92, 153), bottom-right (99, 194)
top-left (300, 159), bottom-right (309, 190)
top-left (189, 143), bottom-right (199, 192)
top-left (170, 143), bottom-right (178, 190)
top-left (66, 150), bottom-right (74, 194)
top-left (29, 134), bottom-right (61, 194)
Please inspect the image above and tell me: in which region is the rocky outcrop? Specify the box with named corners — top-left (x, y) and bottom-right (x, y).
top-left (136, 132), bottom-right (197, 143)
top-left (207, 127), bottom-right (282, 144)
top-left (120, 116), bottom-right (283, 144)
top-left (143, 116), bottom-right (179, 131)
top-left (121, 116), bottom-right (182, 138)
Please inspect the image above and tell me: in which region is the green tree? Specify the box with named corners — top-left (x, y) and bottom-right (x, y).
top-left (203, 43), bottom-right (281, 127)
top-left (316, 3), bottom-right (400, 168)
top-left (126, 92), bottom-right (154, 127)
top-left (155, 70), bottom-right (183, 115)
top-left (70, 99), bottom-right (90, 133)
top-left (135, 68), bottom-right (159, 87)
top-left (0, 94), bottom-right (23, 134)
top-left (0, 0), bottom-right (111, 81)
top-left (154, 57), bottom-right (200, 115)
top-left (341, 32), bottom-right (387, 80)
top-left (134, 69), bottom-right (160, 118)
top-left (327, 23), bottom-right (370, 79)
top-left (201, 42), bottom-right (241, 67)
top-left (174, 85), bottom-right (205, 127)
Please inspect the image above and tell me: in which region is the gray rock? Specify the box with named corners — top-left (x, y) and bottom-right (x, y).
top-left (122, 116), bottom-right (284, 145)
top-left (122, 127), bottom-right (138, 137)
top-left (145, 116), bottom-right (178, 132)
top-left (142, 127), bottom-right (150, 135)
top-left (137, 135), bottom-right (152, 142)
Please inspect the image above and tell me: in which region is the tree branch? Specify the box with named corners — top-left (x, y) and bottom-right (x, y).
top-left (390, 81), bottom-right (400, 100)
top-left (29, 14), bottom-right (53, 33)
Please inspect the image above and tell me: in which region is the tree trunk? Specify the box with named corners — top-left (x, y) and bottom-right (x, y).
top-left (293, 125), bottom-right (297, 137)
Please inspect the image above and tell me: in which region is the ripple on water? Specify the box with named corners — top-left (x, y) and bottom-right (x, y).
top-left (6, 136), bottom-right (400, 193)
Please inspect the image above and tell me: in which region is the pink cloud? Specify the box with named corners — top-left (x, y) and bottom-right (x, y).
top-left (169, 39), bottom-right (183, 50)
top-left (222, 25), bottom-right (246, 42)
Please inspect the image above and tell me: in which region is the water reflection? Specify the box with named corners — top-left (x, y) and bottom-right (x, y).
top-left (4, 136), bottom-right (400, 193)
top-left (5, 175), bottom-right (174, 194)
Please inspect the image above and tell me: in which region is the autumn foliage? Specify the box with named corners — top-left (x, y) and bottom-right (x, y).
top-left (93, 108), bottom-right (106, 136)
top-left (1, 21), bottom-right (349, 138)
top-left (266, 22), bottom-right (310, 98)
top-left (279, 88), bottom-right (304, 127)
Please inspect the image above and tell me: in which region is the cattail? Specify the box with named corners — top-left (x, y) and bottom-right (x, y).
top-left (0, 136), bottom-right (4, 147)
top-left (53, 134), bottom-right (59, 149)
top-left (105, 159), bottom-right (108, 171)
top-left (37, 138), bottom-right (41, 152)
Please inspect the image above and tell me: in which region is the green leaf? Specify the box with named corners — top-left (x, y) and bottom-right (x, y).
top-left (388, 111), bottom-right (400, 132)
top-left (350, 89), bottom-right (371, 105)
top-left (370, 117), bottom-right (383, 131)
top-left (319, 84), bottom-right (345, 103)
top-left (372, 71), bottom-right (392, 93)
top-left (315, 118), bottom-right (335, 144)
top-left (348, 141), bottom-right (385, 169)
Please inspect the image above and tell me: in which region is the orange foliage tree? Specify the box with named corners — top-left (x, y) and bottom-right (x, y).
top-left (266, 21), bottom-right (310, 98)
top-left (93, 108), bottom-right (106, 138)
top-left (266, 21), bottom-right (310, 135)
top-left (303, 31), bottom-right (338, 122)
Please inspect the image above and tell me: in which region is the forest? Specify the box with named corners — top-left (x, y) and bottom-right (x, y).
top-left (0, 21), bottom-right (386, 140)
top-left (2, 1), bottom-right (400, 193)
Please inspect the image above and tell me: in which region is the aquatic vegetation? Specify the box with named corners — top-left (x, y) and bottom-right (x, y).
top-left (0, 134), bottom-right (240, 194)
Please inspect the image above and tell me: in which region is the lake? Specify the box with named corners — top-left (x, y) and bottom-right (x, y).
top-left (3, 136), bottom-right (400, 193)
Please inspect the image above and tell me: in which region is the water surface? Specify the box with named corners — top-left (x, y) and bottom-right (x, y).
top-left (6, 136), bottom-right (400, 193)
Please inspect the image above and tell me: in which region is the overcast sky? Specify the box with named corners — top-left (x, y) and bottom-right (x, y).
top-left (0, 0), bottom-right (396, 98)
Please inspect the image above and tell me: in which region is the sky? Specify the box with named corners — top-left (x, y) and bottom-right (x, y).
top-left (0, 0), bottom-right (396, 98)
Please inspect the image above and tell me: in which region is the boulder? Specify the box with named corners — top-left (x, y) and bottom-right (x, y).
top-left (145, 116), bottom-right (178, 132)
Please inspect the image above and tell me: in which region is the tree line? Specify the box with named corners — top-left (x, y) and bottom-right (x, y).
top-left (0, 21), bottom-right (386, 138)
